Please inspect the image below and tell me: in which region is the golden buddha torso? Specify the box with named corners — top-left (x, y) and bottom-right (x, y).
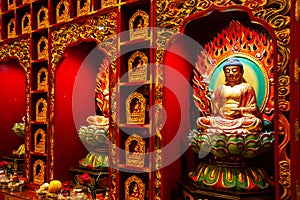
top-left (198, 82), bottom-right (262, 133)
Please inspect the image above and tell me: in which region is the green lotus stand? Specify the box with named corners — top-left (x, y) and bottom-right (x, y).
top-left (180, 130), bottom-right (275, 199)
top-left (69, 117), bottom-right (110, 195)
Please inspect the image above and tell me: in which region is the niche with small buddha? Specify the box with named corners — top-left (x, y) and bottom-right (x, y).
top-left (36, 98), bottom-right (47, 122)
top-left (37, 67), bottom-right (48, 91)
top-left (21, 13), bottom-right (31, 34)
top-left (56, 0), bottom-right (70, 23)
top-left (125, 134), bottom-right (145, 167)
top-left (37, 37), bottom-right (48, 60)
top-left (33, 159), bottom-right (45, 185)
top-left (77, 0), bottom-right (90, 16)
top-left (125, 175), bottom-right (145, 200)
top-left (126, 92), bottom-right (146, 124)
top-left (7, 18), bottom-right (16, 38)
top-left (129, 10), bottom-right (149, 40)
top-left (34, 128), bottom-right (46, 153)
top-left (37, 6), bottom-right (49, 29)
top-left (128, 51), bottom-right (148, 82)
top-left (7, 0), bottom-right (16, 10)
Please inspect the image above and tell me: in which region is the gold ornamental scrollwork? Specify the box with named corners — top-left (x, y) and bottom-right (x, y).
top-left (0, 39), bottom-right (30, 70)
top-left (279, 160), bottom-right (291, 198)
top-left (51, 12), bottom-right (117, 68)
top-left (157, 0), bottom-right (291, 199)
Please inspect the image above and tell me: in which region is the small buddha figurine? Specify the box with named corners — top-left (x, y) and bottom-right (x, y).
top-left (130, 182), bottom-right (140, 198)
top-left (197, 57), bottom-right (263, 134)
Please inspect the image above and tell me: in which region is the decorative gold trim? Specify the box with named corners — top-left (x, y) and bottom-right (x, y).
top-left (22, 0), bottom-right (31, 4)
top-left (125, 175), bottom-right (145, 200)
top-left (37, 6), bottom-right (49, 29)
top-left (33, 159), bottom-right (45, 185)
top-left (129, 10), bottom-right (149, 40)
top-left (51, 13), bottom-right (117, 67)
top-left (37, 67), bottom-right (48, 91)
top-left (295, 119), bottom-right (300, 142)
top-left (21, 13), bottom-right (31, 34)
top-left (7, 18), bottom-right (16, 38)
top-left (37, 36), bottom-right (48, 60)
top-left (126, 92), bottom-right (146, 124)
top-left (295, 58), bottom-right (299, 82)
top-left (279, 160), bottom-right (291, 198)
top-left (77, 0), bottom-right (90, 16)
top-left (8, 0), bottom-right (16, 10)
top-left (128, 51), bottom-right (148, 82)
top-left (125, 134), bottom-right (145, 167)
top-left (296, 180), bottom-right (300, 200)
top-left (36, 98), bottom-right (47, 122)
top-left (101, 0), bottom-right (117, 9)
top-left (56, 0), bottom-right (70, 23)
top-left (296, 0), bottom-right (300, 21)
top-left (0, 39), bottom-right (30, 70)
top-left (34, 128), bottom-right (46, 153)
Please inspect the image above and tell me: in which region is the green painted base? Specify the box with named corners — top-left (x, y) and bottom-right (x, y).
top-left (177, 178), bottom-right (275, 200)
top-left (79, 151), bottom-right (109, 168)
top-left (189, 160), bottom-right (271, 191)
top-left (13, 144), bottom-right (25, 157)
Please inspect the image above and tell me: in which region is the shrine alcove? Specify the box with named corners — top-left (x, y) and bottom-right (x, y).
top-left (0, 58), bottom-right (26, 158)
top-left (54, 40), bottom-right (107, 181)
top-left (162, 8), bottom-right (276, 199)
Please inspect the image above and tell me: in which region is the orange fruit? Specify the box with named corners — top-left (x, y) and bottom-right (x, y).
top-left (48, 180), bottom-right (62, 193)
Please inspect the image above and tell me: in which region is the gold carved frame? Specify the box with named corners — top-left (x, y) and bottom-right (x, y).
top-left (37, 67), bottom-right (48, 91)
top-left (37, 36), bottom-right (48, 60)
top-left (33, 159), bottom-right (45, 185)
top-left (21, 13), bottom-right (31, 34)
top-left (34, 128), bottom-right (46, 153)
top-left (126, 92), bottom-right (146, 124)
top-left (125, 134), bottom-right (145, 167)
top-left (129, 10), bottom-right (149, 40)
top-left (37, 6), bottom-right (49, 29)
top-left (125, 175), bottom-right (145, 200)
top-left (77, 0), bottom-right (90, 16)
top-left (56, 0), bottom-right (70, 23)
top-left (128, 51), bottom-right (148, 82)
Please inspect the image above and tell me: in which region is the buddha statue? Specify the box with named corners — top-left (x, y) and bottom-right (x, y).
top-left (197, 57), bottom-right (263, 134)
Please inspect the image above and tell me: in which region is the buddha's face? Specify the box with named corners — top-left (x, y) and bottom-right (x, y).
top-left (223, 65), bottom-right (243, 85)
